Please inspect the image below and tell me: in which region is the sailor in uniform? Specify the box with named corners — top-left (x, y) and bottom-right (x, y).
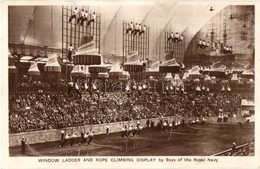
top-left (81, 10), bottom-right (89, 26)
top-left (77, 9), bottom-right (85, 24)
top-left (67, 44), bottom-right (74, 62)
top-left (21, 137), bottom-right (26, 154)
top-left (69, 7), bottom-right (79, 23)
top-left (126, 22), bottom-right (134, 34)
top-left (87, 12), bottom-right (96, 26)
top-left (139, 25), bottom-right (146, 36)
top-left (105, 124), bottom-right (110, 135)
top-left (168, 32), bottom-right (174, 42)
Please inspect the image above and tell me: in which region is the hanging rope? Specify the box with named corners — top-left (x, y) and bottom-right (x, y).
top-left (101, 6), bottom-right (122, 48)
top-left (23, 6), bottom-right (37, 46)
top-left (114, 9), bottom-right (117, 62)
top-left (51, 6), bottom-right (53, 53)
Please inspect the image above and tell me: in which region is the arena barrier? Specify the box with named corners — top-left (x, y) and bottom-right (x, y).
top-left (211, 142), bottom-right (254, 156)
top-left (9, 116), bottom-right (245, 147)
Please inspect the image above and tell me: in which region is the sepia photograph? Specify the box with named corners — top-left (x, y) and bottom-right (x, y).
top-left (1, 0), bottom-right (259, 168)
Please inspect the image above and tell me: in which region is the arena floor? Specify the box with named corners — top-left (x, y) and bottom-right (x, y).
top-left (9, 123), bottom-right (254, 156)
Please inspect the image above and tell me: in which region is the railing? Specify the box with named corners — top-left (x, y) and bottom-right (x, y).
top-left (212, 142), bottom-right (254, 156)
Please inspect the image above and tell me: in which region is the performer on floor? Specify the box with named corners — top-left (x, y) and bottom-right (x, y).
top-left (21, 137), bottom-right (26, 155)
top-left (126, 22), bottom-right (134, 34)
top-left (59, 130), bottom-right (65, 148)
top-left (67, 44), bottom-right (74, 62)
top-left (137, 120), bottom-right (140, 128)
top-left (231, 142), bottom-right (236, 155)
top-left (81, 10), bottom-right (89, 26)
top-left (146, 119), bottom-right (150, 128)
top-left (77, 9), bottom-right (85, 24)
top-left (121, 126), bottom-right (126, 139)
top-left (70, 132), bottom-right (77, 147)
top-left (87, 12), bottom-right (96, 26)
top-left (169, 122), bottom-right (173, 132)
top-left (128, 125), bottom-right (133, 137)
top-left (105, 124), bottom-right (110, 135)
top-left (65, 133), bottom-right (70, 146)
top-left (69, 7), bottom-right (79, 23)
top-left (132, 126), bottom-right (137, 136)
top-left (137, 124), bottom-right (142, 136)
top-left (88, 131), bottom-right (94, 145)
top-left (84, 132), bottom-right (89, 144)
top-left (163, 121), bottom-right (167, 133)
top-left (80, 130), bottom-right (85, 145)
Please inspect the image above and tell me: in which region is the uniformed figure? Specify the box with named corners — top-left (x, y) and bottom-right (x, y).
top-left (172, 121), bottom-right (176, 131)
top-left (84, 132), bottom-right (89, 144)
top-left (146, 119), bottom-right (150, 128)
top-left (181, 119), bottom-right (185, 127)
top-left (168, 32), bottom-right (174, 41)
top-left (231, 142), bottom-right (236, 155)
top-left (151, 120), bottom-right (155, 128)
top-left (137, 120), bottom-right (140, 128)
top-left (220, 114), bottom-right (224, 123)
top-left (65, 133), bottom-right (70, 146)
top-left (133, 23), bottom-right (139, 35)
top-left (134, 23), bottom-right (141, 35)
top-left (105, 125), bottom-right (110, 135)
top-left (70, 132), bottom-right (77, 147)
top-left (80, 130), bottom-right (85, 144)
top-left (139, 25), bottom-right (146, 36)
top-left (69, 7), bottom-right (79, 23)
top-left (163, 121), bottom-right (167, 133)
top-left (88, 131), bottom-right (94, 145)
top-left (67, 44), bottom-right (74, 62)
top-left (179, 35), bottom-right (184, 42)
top-left (143, 58), bottom-right (148, 70)
top-left (128, 125), bottom-right (133, 137)
top-left (201, 117), bottom-right (206, 125)
top-left (81, 10), bottom-right (89, 26)
top-left (137, 125), bottom-right (143, 136)
top-left (59, 130), bottom-right (65, 148)
top-left (173, 32), bottom-right (180, 42)
top-left (121, 127), bottom-right (126, 139)
top-left (224, 114), bottom-right (228, 123)
top-left (21, 137), bottom-right (26, 154)
top-left (195, 118), bottom-right (200, 124)
top-left (197, 39), bottom-right (202, 48)
top-left (126, 22), bottom-right (134, 34)
top-left (77, 9), bottom-right (85, 24)
top-left (87, 12), bottom-right (96, 26)
top-left (169, 123), bottom-right (173, 132)
top-left (132, 126), bottom-right (137, 136)
top-left (217, 114), bottom-right (221, 123)
top-left (202, 40), bottom-right (206, 48)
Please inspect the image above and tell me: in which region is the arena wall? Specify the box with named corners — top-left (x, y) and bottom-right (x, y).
top-left (9, 116), bottom-right (244, 147)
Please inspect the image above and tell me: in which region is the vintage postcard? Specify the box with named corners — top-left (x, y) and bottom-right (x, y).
top-left (0, 0), bottom-right (259, 168)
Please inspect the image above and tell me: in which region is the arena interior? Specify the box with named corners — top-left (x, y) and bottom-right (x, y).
top-left (8, 4), bottom-right (255, 156)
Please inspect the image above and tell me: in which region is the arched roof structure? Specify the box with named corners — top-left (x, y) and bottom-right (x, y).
top-left (9, 2), bottom-right (229, 61)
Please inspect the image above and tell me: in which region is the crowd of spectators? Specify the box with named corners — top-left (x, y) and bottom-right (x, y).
top-left (9, 86), bottom-right (242, 133)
